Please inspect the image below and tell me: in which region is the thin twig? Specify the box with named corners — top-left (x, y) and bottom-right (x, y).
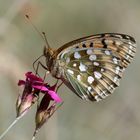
top-left (0, 113), bottom-right (25, 140)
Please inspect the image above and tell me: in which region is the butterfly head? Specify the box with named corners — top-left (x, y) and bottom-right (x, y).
top-left (43, 45), bottom-right (55, 69)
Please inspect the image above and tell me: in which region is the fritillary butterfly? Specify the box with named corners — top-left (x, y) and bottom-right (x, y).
top-left (42, 33), bottom-right (136, 102)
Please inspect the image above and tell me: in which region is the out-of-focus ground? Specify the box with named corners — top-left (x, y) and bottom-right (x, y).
top-left (0, 0), bottom-right (140, 140)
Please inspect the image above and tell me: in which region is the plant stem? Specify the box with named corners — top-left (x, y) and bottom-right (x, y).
top-left (0, 113), bottom-right (24, 139)
top-left (31, 129), bottom-right (38, 140)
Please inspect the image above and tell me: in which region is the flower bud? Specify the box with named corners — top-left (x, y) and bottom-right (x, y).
top-left (16, 93), bottom-right (38, 117)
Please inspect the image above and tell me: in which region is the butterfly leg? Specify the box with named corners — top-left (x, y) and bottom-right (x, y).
top-left (34, 61), bottom-right (49, 76)
top-left (33, 55), bottom-right (44, 72)
top-left (56, 81), bottom-right (63, 92)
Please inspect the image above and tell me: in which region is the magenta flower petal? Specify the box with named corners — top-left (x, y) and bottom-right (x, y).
top-left (25, 72), bottom-right (43, 82)
top-left (32, 85), bottom-right (62, 103)
top-left (18, 80), bottom-right (25, 86)
top-left (49, 83), bottom-right (57, 91)
top-left (25, 71), bottom-right (32, 76)
top-left (48, 90), bottom-right (62, 103)
top-left (32, 85), bottom-right (49, 91)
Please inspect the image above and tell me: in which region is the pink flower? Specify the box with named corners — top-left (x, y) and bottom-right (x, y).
top-left (16, 72), bottom-right (62, 117)
top-left (17, 72), bottom-right (63, 140)
top-left (18, 72), bottom-right (62, 102)
top-left (33, 92), bottom-right (63, 138)
top-left (32, 85), bottom-right (62, 103)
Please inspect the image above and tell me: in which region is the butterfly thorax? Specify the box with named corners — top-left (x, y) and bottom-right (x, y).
top-left (43, 46), bottom-right (65, 79)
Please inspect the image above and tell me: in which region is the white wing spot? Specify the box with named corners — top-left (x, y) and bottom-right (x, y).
top-left (87, 86), bottom-right (92, 91)
top-left (126, 36), bottom-right (130, 39)
top-left (94, 71), bottom-right (102, 79)
top-left (128, 50), bottom-right (132, 54)
top-left (99, 92), bottom-right (106, 99)
top-left (108, 84), bottom-right (114, 91)
top-left (73, 63), bottom-right (77, 67)
top-left (87, 49), bottom-right (93, 55)
top-left (77, 75), bottom-right (81, 81)
top-left (95, 95), bottom-right (101, 102)
top-left (74, 52), bottom-right (81, 59)
top-left (87, 76), bottom-right (94, 84)
top-left (93, 62), bottom-right (99, 66)
top-left (126, 55), bottom-right (130, 60)
top-left (89, 54), bottom-right (97, 61)
top-left (113, 57), bottom-right (118, 64)
top-left (79, 63), bottom-right (87, 72)
top-left (101, 68), bottom-right (104, 72)
top-left (115, 41), bottom-right (122, 46)
top-left (115, 35), bottom-right (123, 38)
top-left (122, 67), bottom-right (125, 71)
top-left (66, 57), bottom-right (70, 63)
top-left (67, 69), bottom-right (74, 75)
top-left (105, 50), bottom-right (111, 55)
top-left (102, 90), bottom-right (108, 97)
top-left (115, 66), bottom-right (120, 74)
top-left (114, 76), bottom-right (119, 83)
top-left (129, 45), bottom-right (133, 49)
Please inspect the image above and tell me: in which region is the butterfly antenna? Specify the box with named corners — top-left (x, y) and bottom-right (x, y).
top-left (42, 32), bottom-right (50, 49)
top-left (25, 14), bottom-right (47, 44)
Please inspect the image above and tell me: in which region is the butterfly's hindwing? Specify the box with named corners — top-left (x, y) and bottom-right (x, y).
top-left (55, 33), bottom-right (136, 101)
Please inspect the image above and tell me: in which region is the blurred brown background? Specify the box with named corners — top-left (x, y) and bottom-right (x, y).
top-left (0, 0), bottom-right (140, 140)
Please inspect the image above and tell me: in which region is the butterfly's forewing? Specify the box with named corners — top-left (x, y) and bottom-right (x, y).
top-left (56, 33), bottom-right (136, 101)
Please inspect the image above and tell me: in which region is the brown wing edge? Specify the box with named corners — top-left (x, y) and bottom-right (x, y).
top-left (56, 33), bottom-right (136, 55)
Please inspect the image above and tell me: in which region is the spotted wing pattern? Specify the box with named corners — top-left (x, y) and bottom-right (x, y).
top-left (57, 33), bottom-right (136, 101)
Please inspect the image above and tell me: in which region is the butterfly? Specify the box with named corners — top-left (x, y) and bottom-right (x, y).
top-left (42, 33), bottom-right (136, 102)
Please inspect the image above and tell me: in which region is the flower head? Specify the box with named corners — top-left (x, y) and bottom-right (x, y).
top-left (33, 88), bottom-right (63, 139)
top-left (16, 72), bottom-right (62, 117)
top-left (15, 71), bottom-right (63, 140)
